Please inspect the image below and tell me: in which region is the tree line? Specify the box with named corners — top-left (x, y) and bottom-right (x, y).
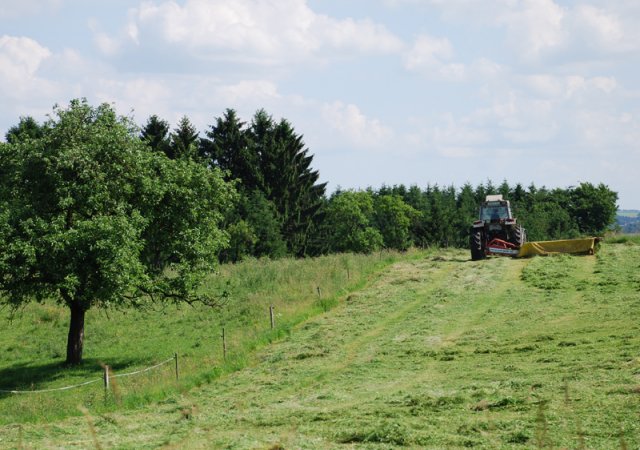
top-left (131, 110), bottom-right (619, 259)
top-left (4, 102), bottom-right (619, 261)
top-left (0, 100), bottom-right (618, 363)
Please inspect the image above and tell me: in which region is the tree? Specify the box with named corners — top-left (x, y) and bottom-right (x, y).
top-left (5, 116), bottom-right (44, 144)
top-left (397, 185), bottom-right (430, 248)
top-left (323, 190), bottom-right (383, 253)
top-left (455, 183), bottom-right (478, 246)
top-left (170, 116), bottom-right (199, 160)
top-left (248, 110), bottom-right (326, 256)
top-left (218, 190), bottom-right (287, 263)
top-left (200, 109), bottom-right (261, 189)
top-left (0, 100), bottom-right (235, 364)
top-left (373, 194), bottom-right (417, 251)
top-left (568, 182), bottom-right (618, 235)
top-left (202, 109), bottom-right (326, 257)
top-left (140, 115), bottom-right (171, 156)
top-left (244, 190), bottom-right (287, 259)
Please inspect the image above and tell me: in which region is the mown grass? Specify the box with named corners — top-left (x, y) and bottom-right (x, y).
top-left (0, 250), bottom-right (414, 425)
top-left (2, 241), bottom-right (639, 449)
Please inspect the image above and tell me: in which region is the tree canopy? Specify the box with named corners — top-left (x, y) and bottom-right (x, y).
top-left (0, 100), bottom-right (235, 364)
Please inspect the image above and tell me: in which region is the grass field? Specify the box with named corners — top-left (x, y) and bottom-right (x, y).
top-left (1, 239), bottom-right (639, 448)
top-left (0, 251), bottom-right (407, 425)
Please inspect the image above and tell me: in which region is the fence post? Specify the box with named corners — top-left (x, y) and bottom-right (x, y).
top-left (103, 365), bottom-right (110, 392)
top-left (174, 353), bottom-right (179, 381)
top-left (317, 286), bottom-right (321, 298)
top-left (222, 327), bottom-right (227, 360)
top-left (269, 305), bottom-right (275, 329)
top-left (347, 267), bottom-right (350, 280)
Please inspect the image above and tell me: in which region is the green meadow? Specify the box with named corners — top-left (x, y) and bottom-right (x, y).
top-left (1, 238), bottom-right (639, 448)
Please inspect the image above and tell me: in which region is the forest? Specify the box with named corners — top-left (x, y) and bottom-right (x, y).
top-left (4, 101), bottom-right (619, 263)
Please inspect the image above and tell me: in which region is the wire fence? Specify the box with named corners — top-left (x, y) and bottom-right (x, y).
top-left (0, 355), bottom-right (177, 395)
top-left (1, 302), bottom-right (291, 396)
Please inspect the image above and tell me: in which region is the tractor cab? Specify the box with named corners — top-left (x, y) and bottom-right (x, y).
top-left (479, 195), bottom-right (512, 222)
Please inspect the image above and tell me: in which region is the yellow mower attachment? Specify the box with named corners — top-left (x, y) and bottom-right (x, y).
top-left (516, 237), bottom-right (600, 258)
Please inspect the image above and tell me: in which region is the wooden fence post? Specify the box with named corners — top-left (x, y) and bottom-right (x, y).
top-left (103, 365), bottom-right (110, 392)
top-left (222, 327), bottom-right (227, 360)
top-left (269, 305), bottom-right (275, 329)
top-left (174, 353), bottom-right (179, 381)
top-left (317, 286), bottom-right (321, 298)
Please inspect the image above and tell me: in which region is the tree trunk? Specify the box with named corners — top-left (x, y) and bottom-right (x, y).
top-left (66, 302), bottom-right (86, 365)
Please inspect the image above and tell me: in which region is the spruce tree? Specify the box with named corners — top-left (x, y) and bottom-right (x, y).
top-left (248, 111), bottom-right (326, 256)
top-left (170, 116), bottom-right (199, 160)
top-left (5, 116), bottom-right (44, 144)
top-left (201, 109), bottom-right (261, 189)
top-left (140, 115), bottom-right (171, 157)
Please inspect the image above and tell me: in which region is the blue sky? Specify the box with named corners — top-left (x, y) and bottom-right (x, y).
top-left (1, 0), bottom-right (638, 208)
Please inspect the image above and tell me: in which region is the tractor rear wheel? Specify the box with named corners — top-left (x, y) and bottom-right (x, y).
top-left (470, 228), bottom-right (485, 261)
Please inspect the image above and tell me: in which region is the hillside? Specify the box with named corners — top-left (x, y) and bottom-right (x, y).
top-left (617, 210), bottom-right (640, 233)
top-left (1, 240), bottom-right (640, 448)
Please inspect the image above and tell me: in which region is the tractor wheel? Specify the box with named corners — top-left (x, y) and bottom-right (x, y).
top-left (470, 228), bottom-right (485, 261)
top-left (514, 225), bottom-right (526, 246)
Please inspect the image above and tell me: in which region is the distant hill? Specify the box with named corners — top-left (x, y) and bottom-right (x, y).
top-left (617, 210), bottom-right (640, 233)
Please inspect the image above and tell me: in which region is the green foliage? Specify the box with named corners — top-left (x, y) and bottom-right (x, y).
top-left (140, 114), bottom-right (171, 157)
top-left (322, 190), bottom-right (383, 253)
top-left (373, 194), bottom-right (417, 250)
top-left (243, 190), bottom-right (287, 259)
top-left (4, 116), bottom-right (44, 144)
top-left (202, 109), bottom-right (326, 257)
top-left (200, 108), bottom-right (260, 189)
top-left (169, 116), bottom-right (199, 160)
top-left (249, 111), bottom-right (326, 256)
top-left (0, 99), bottom-right (235, 363)
top-left (568, 182), bottom-right (619, 235)
top-left (342, 181), bottom-right (618, 251)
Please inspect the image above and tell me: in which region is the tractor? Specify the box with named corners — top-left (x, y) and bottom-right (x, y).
top-left (470, 195), bottom-right (526, 260)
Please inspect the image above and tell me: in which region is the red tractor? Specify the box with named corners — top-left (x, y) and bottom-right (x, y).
top-left (470, 195), bottom-right (526, 260)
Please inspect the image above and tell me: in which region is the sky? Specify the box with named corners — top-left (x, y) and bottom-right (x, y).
top-left (1, 0), bottom-right (638, 208)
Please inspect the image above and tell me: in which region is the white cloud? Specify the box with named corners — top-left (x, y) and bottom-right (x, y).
top-left (498, 0), bottom-right (567, 61)
top-left (405, 34), bottom-right (465, 80)
top-left (0, 36), bottom-right (55, 99)
top-left (94, 77), bottom-right (173, 116)
top-left (573, 109), bottom-right (640, 152)
top-left (216, 80), bottom-right (280, 105)
top-left (0, 36), bottom-right (51, 79)
top-left (572, 5), bottom-right (625, 51)
top-left (114, 0), bottom-right (403, 64)
top-left (522, 74), bottom-right (617, 99)
top-left (407, 113), bottom-right (490, 158)
top-left (88, 18), bottom-right (121, 56)
top-left (322, 101), bottom-right (393, 148)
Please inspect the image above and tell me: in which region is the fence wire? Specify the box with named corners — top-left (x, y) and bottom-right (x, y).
top-left (0, 356), bottom-right (175, 394)
top-left (0, 378), bottom-right (102, 394)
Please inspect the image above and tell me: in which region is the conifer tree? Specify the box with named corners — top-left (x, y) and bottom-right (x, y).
top-left (5, 116), bottom-right (44, 144)
top-left (200, 109), bottom-right (261, 189)
top-left (248, 110), bottom-right (326, 256)
top-left (170, 116), bottom-right (199, 160)
top-left (140, 115), bottom-right (171, 156)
